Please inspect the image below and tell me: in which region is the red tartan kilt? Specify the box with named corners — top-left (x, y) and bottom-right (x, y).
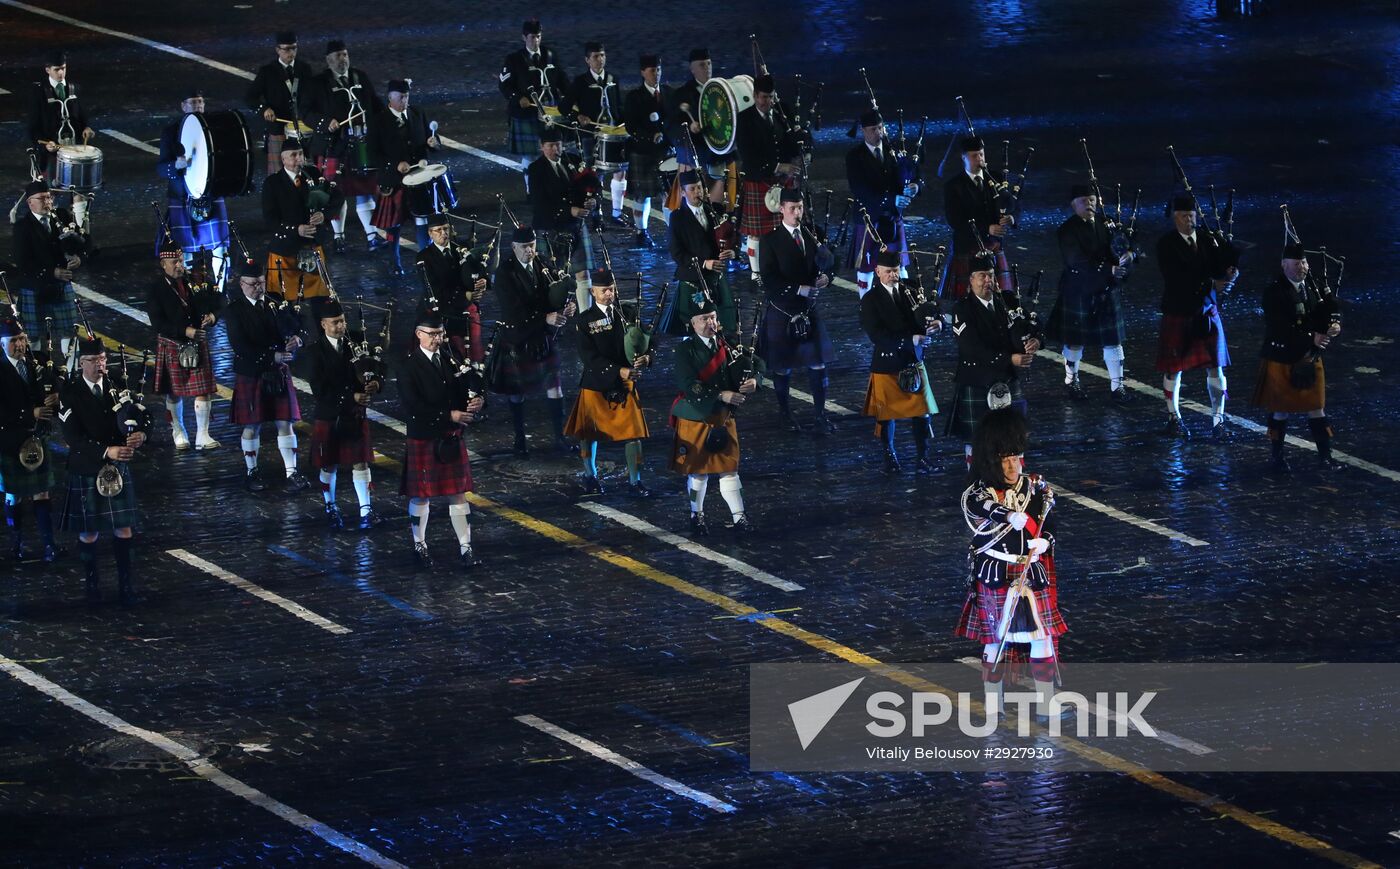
top-left (399, 436), bottom-right (473, 498)
top-left (318, 156), bottom-right (379, 197)
top-left (229, 368), bottom-right (301, 425)
top-left (371, 188), bottom-right (405, 231)
top-left (311, 418), bottom-right (373, 469)
top-left (739, 178), bottom-right (789, 237)
top-left (1155, 312), bottom-right (1230, 373)
top-left (153, 336), bottom-right (216, 397)
top-left (939, 246), bottom-right (1013, 301)
top-left (447, 310), bottom-right (483, 363)
top-left (955, 560), bottom-right (1067, 645)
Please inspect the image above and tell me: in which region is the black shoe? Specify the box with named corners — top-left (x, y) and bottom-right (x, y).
top-left (412, 542), bottom-right (434, 569)
top-left (635, 230), bottom-right (654, 249)
top-left (811, 413), bottom-right (837, 436)
top-left (628, 481), bottom-right (653, 499)
top-left (609, 212), bottom-right (635, 229)
top-left (1110, 387), bottom-right (1134, 405)
top-left (284, 471), bottom-right (311, 494)
top-left (388, 264), bottom-right (408, 277)
top-left (883, 450), bottom-right (902, 474)
top-left (10, 542), bottom-right (24, 562)
top-left (1064, 379), bottom-right (1089, 401)
top-left (916, 455), bottom-right (942, 475)
top-left (459, 545), bottom-right (482, 570)
top-left (1163, 415), bottom-right (1191, 439)
top-left (1211, 422), bottom-right (1233, 443)
top-left (512, 437), bottom-right (530, 458)
top-left (42, 544), bottom-right (61, 563)
top-left (324, 503), bottom-right (345, 531)
top-left (333, 236), bottom-right (348, 254)
top-left (245, 468), bottom-right (267, 493)
top-left (358, 509), bottom-right (385, 531)
top-left (1270, 454), bottom-right (1292, 473)
top-left (729, 514), bottom-right (756, 535)
top-left (366, 234), bottom-right (388, 251)
top-left (689, 512), bottom-right (710, 537)
top-left (581, 475), bottom-right (604, 496)
top-left (780, 411), bottom-right (805, 434)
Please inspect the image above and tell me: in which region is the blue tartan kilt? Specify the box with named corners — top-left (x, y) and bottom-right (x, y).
top-left (61, 464), bottom-right (139, 533)
top-left (846, 213), bottom-right (906, 273)
top-left (1046, 267), bottom-right (1128, 348)
top-left (18, 287), bottom-right (77, 338)
top-left (944, 381), bottom-right (1027, 441)
top-left (162, 195), bottom-right (230, 253)
top-left (507, 115), bottom-right (543, 156)
top-left (0, 448), bottom-right (56, 499)
top-left (756, 300), bottom-right (836, 371)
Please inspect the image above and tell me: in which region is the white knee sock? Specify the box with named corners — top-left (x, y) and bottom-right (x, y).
top-left (687, 474), bottom-right (709, 514)
top-left (746, 236), bottom-right (760, 274)
top-left (610, 178), bottom-right (626, 216)
top-left (408, 500), bottom-right (429, 544)
top-left (241, 434), bottom-right (259, 471)
top-left (1061, 346), bottom-right (1083, 384)
top-left (1206, 370), bottom-right (1227, 424)
top-left (638, 197), bottom-right (652, 229)
top-left (319, 469), bottom-right (336, 504)
top-left (331, 201), bottom-right (348, 237)
top-left (355, 198), bottom-right (376, 237)
top-left (352, 467), bottom-right (372, 514)
top-left (1102, 345), bottom-right (1125, 391)
top-left (72, 197), bottom-right (89, 229)
top-left (718, 473), bottom-right (745, 520)
top-left (193, 397), bottom-right (212, 441)
top-left (165, 397), bottom-right (188, 440)
top-left (276, 434), bottom-right (298, 476)
top-left (449, 502), bottom-right (472, 550)
top-left (1163, 373), bottom-right (1182, 417)
top-left (855, 271), bottom-right (873, 298)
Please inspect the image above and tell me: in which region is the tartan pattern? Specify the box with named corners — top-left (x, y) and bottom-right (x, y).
top-left (0, 448), bottom-right (55, 498)
top-left (944, 381), bottom-right (1026, 441)
top-left (163, 194), bottom-right (229, 253)
top-left (487, 342), bottom-right (562, 396)
top-left (1251, 358), bottom-right (1326, 414)
top-left (399, 436), bottom-right (473, 498)
top-left (311, 418), bottom-right (373, 469)
top-left (60, 465), bottom-right (139, 533)
top-left (738, 178), bottom-right (787, 237)
top-left (229, 369), bottom-right (301, 425)
top-left (1045, 273), bottom-right (1128, 348)
top-left (757, 301), bottom-right (836, 371)
top-left (938, 245), bottom-right (1013, 301)
top-left (317, 155), bottom-right (379, 197)
top-left (669, 415), bottom-right (740, 476)
top-left (507, 116), bottom-right (542, 156)
top-left (564, 383), bottom-right (650, 443)
top-left (153, 336), bottom-right (216, 397)
top-left (264, 133), bottom-right (285, 177)
top-left (1155, 311), bottom-right (1230, 373)
top-left (955, 563), bottom-right (1068, 645)
top-left (372, 173), bottom-right (458, 230)
top-left (626, 151), bottom-right (664, 200)
top-left (846, 213), bottom-right (906, 273)
top-left (17, 287), bottom-right (77, 338)
top-left (370, 188), bottom-right (406, 231)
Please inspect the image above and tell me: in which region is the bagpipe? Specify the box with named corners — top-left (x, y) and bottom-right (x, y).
top-left (752, 35), bottom-right (822, 175)
top-left (1005, 263), bottom-right (1046, 344)
top-left (994, 133), bottom-right (1034, 225)
top-left (496, 195), bottom-right (577, 361)
top-left (1281, 204), bottom-right (1345, 342)
top-left (436, 320), bottom-right (496, 463)
top-left (675, 119), bottom-right (739, 256)
top-left (1, 274), bottom-right (57, 471)
top-left (349, 294), bottom-right (394, 395)
top-left (893, 109), bottom-right (926, 193)
top-left (707, 298), bottom-right (764, 453)
top-left (859, 207), bottom-right (943, 394)
top-left (1077, 140), bottom-right (1144, 279)
top-left (605, 272), bottom-right (670, 407)
top-left (1166, 145), bottom-right (1241, 278)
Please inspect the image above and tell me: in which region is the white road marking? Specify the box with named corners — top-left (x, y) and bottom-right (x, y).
top-left (1056, 486), bottom-right (1210, 548)
top-left (0, 87), bottom-right (11, 96)
top-left (0, 654), bottom-right (402, 868)
top-left (954, 658), bottom-right (1215, 756)
top-left (100, 128), bottom-right (159, 154)
top-left (580, 502), bottom-right (804, 592)
top-left (166, 548), bottom-right (352, 635)
top-left (515, 714), bottom-right (737, 813)
top-left (1040, 350), bottom-right (1400, 483)
top-left (0, 0), bottom-right (254, 80)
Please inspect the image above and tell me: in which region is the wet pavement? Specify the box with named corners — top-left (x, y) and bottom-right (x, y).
top-left (2, 1), bottom-right (1399, 866)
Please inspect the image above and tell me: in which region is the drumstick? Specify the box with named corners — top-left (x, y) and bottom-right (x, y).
top-left (338, 107), bottom-right (366, 127)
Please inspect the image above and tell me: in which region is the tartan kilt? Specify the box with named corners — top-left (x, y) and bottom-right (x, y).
top-left (153, 336), bottom-right (216, 397)
top-left (1251, 358), bottom-right (1325, 414)
top-left (447, 307), bottom-right (484, 363)
top-left (0, 448), bottom-right (55, 499)
top-left (739, 178), bottom-right (788, 237)
top-left (507, 115), bottom-right (543, 156)
top-left (944, 381), bottom-right (1026, 441)
top-left (1046, 268), bottom-right (1127, 348)
top-left (229, 368), bottom-right (300, 425)
top-left (1155, 311), bottom-right (1230, 373)
top-left (669, 414), bottom-right (739, 475)
top-left (371, 188), bottom-right (407, 231)
top-left (164, 195), bottom-right (230, 253)
top-left (317, 156), bottom-right (379, 198)
top-left (626, 151), bottom-right (664, 200)
top-left (311, 417), bottom-right (373, 469)
top-left (939, 245), bottom-right (1013, 301)
top-left (846, 213), bottom-right (906, 273)
top-left (564, 382), bottom-right (650, 443)
top-left (757, 301), bottom-right (836, 370)
top-left (862, 368), bottom-right (938, 423)
top-left (399, 435), bottom-right (473, 498)
top-left (60, 465), bottom-right (139, 533)
top-left (266, 251), bottom-right (329, 299)
top-left (487, 341), bottom-right (562, 396)
top-left (18, 287), bottom-right (77, 338)
top-left (955, 562), bottom-right (1068, 645)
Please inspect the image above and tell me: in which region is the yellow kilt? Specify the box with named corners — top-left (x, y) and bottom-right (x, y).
top-left (669, 413), bottom-right (739, 475)
top-left (1251, 358), bottom-right (1325, 414)
top-left (564, 382), bottom-right (650, 442)
top-left (266, 249), bottom-right (329, 300)
top-left (862, 365), bottom-right (939, 430)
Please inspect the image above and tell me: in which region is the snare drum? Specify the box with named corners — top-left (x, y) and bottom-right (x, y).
top-left (55, 145), bottom-right (104, 192)
top-left (402, 162), bottom-right (448, 187)
top-left (593, 126), bottom-right (629, 174)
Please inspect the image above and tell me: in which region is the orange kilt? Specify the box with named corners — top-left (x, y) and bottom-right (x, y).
top-left (564, 382), bottom-right (650, 443)
top-left (862, 368), bottom-right (938, 424)
top-left (1251, 358), bottom-right (1325, 414)
top-left (669, 413), bottom-right (739, 475)
top-left (266, 250), bottom-right (329, 300)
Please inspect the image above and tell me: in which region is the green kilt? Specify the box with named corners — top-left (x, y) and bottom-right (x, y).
top-left (0, 447), bottom-right (55, 499)
top-left (60, 464), bottom-right (139, 533)
top-left (944, 381), bottom-right (1026, 441)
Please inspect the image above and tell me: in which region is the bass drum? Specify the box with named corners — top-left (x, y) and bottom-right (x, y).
top-left (698, 75), bottom-right (754, 156)
top-left (180, 110), bottom-right (255, 199)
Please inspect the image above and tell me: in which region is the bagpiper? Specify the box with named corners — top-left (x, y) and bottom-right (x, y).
top-left (415, 213), bottom-right (487, 363)
top-left (662, 170), bottom-right (737, 336)
top-left (0, 315), bottom-right (59, 563)
top-left (940, 134), bottom-right (1013, 301)
top-left (147, 238), bottom-right (220, 451)
top-left (12, 181), bottom-right (85, 360)
top-left (846, 109), bottom-right (919, 297)
top-left (735, 74), bottom-right (801, 276)
top-left (261, 136), bottom-right (344, 301)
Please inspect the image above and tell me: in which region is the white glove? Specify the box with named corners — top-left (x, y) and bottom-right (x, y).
top-left (1007, 511), bottom-right (1029, 531)
top-left (895, 194), bottom-right (912, 209)
top-left (1027, 537), bottom-right (1049, 556)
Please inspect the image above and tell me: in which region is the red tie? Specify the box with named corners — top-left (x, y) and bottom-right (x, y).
top-left (794, 229), bottom-right (804, 253)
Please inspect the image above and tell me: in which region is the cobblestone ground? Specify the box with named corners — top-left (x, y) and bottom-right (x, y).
top-left (1, 1), bottom-right (1398, 866)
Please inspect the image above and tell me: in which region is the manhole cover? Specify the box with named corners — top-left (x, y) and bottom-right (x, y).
top-left (78, 731), bottom-right (227, 772)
